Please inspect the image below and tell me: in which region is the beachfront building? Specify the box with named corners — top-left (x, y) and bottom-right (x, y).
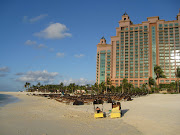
top-left (96, 11), bottom-right (180, 87)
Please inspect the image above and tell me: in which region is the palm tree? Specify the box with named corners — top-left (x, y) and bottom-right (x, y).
top-left (105, 77), bottom-right (111, 93)
top-left (63, 86), bottom-right (67, 94)
top-left (59, 82), bottom-right (64, 92)
top-left (148, 77), bottom-right (155, 91)
top-left (24, 82), bottom-right (31, 92)
top-left (100, 81), bottom-right (106, 93)
top-left (175, 67), bottom-right (180, 93)
top-left (67, 85), bottom-right (71, 93)
top-left (115, 86), bottom-right (121, 93)
top-left (141, 83), bottom-right (148, 93)
top-left (154, 65), bottom-right (166, 88)
top-left (127, 83), bottom-right (133, 94)
top-left (94, 82), bottom-right (99, 93)
top-left (24, 83), bottom-right (27, 92)
top-left (98, 83), bottom-right (102, 94)
top-left (122, 78), bottom-right (128, 94)
top-left (68, 83), bottom-right (76, 93)
top-left (36, 82), bottom-right (41, 92)
top-left (91, 85), bottom-right (95, 94)
top-left (27, 82), bottom-right (31, 92)
top-left (110, 85), bottom-right (116, 93)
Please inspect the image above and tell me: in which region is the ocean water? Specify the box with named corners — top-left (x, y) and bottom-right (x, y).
top-left (0, 94), bottom-right (20, 107)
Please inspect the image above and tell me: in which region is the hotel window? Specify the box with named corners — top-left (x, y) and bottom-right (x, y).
top-left (169, 23), bottom-right (173, 27)
top-left (144, 29), bottom-right (148, 32)
top-left (159, 34), bottom-right (163, 37)
top-left (160, 80), bottom-right (164, 83)
top-left (164, 24), bottom-right (168, 27)
top-left (135, 27), bottom-right (138, 30)
top-left (100, 50), bottom-right (106, 53)
top-left (175, 23), bottom-right (178, 26)
top-left (144, 26), bottom-right (147, 29)
top-left (107, 59), bottom-right (111, 61)
top-left (140, 33), bottom-right (143, 36)
top-left (175, 27), bottom-right (179, 30)
top-left (159, 24), bottom-right (163, 27)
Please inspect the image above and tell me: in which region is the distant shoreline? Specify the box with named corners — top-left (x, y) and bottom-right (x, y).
top-left (0, 93), bottom-right (20, 107)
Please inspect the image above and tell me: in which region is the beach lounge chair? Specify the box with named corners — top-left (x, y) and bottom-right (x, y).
top-left (110, 102), bottom-right (121, 118)
top-left (93, 99), bottom-right (104, 118)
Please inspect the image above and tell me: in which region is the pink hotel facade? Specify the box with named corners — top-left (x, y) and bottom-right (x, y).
top-left (96, 12), bottom-right (180, 87)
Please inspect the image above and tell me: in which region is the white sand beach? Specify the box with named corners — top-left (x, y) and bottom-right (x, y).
top-left (0, 92), bottom-right (180, 135)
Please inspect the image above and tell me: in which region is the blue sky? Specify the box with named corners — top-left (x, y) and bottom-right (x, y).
top-left (0, 0), bottom-right (179, 91)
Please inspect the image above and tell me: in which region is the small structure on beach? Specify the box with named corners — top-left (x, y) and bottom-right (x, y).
top-left (94, 99), bottom-right (104, 118)
top-left (110, 102), bottom-right (121, 118)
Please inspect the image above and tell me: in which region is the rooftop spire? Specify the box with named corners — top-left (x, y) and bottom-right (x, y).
top-left (101, 36), bottom-right (105, 39)
top-left (123, 11), bottom-right (128, 15)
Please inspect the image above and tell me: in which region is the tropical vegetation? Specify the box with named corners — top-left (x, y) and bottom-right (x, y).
top-left (154, 65), bottom-right (166, 88)
top-left (24, 66), bottom-right (180, 94)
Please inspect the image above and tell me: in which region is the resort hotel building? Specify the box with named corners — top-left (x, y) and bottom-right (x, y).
top-left (96, 11), bottom-right (180, 87)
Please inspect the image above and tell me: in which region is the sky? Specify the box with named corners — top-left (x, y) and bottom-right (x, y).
top-left (0, 0), bottom-right (179, 91)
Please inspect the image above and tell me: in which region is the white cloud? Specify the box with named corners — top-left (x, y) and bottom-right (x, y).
top-left (23, 14), bottom-right (48, 23)
top-left (56, 52), bottom-right (64, 57)
top-left (16, 70), bottom-right (59, 83)
top-left (25, 40), bottom-right (37, 45)
top-left (25, 40), bottom-right (47, 49)
top-left (49, 48), bottom-right (54, 52)
top-left (0, 66), bottom-right (10, 72)
top-left (74, 54), bottom-right (84, 58)
top-left (36, 44), bottom-right (47, 49)
top-left (62, 78), bottom-right (95, 86)
top-left (34, 23), bottom-right (72, 39)
top-left (29, 14), bottom-right (48, 23)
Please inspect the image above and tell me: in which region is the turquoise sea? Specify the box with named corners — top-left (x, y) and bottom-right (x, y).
top-left (0, 94), bottom-right (20, 107)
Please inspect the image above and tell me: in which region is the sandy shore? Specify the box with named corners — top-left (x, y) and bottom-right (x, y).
top-left (0, 92), bottom-right (180, 135)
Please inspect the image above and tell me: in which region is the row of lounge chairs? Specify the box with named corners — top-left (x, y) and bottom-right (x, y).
top-left (30, 92), bottom-right (148, 105)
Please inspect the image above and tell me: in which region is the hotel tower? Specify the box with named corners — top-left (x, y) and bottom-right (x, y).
top-left (96, 11), bottom-right (180, 87)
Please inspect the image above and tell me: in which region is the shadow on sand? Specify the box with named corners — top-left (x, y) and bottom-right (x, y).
top-left (121, 109), bottom-right (129, 117)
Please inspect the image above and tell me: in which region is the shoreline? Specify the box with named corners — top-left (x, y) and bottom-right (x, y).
top-left (0, 93), bottom-right (20, 107)
top-left (0, 92), bottom-right (180, 135)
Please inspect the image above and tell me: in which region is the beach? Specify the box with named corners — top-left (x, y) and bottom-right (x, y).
top-left (0, 92), bottom-right (180, 135)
